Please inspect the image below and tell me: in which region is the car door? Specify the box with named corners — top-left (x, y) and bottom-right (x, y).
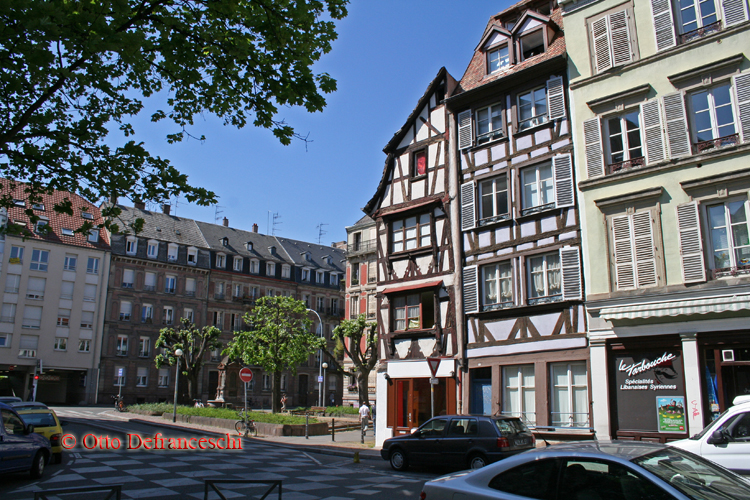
top-left (442, 417), bottom-right (479, 465)
top-left (409, 418), bottom-right (447, 466)
top-left (0, 409), bottom-right (34, 472)
top-left (701, 410), bottom-right (750, 473)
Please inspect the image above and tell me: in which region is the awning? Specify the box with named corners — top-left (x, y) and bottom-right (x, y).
top-left (598, 294), bottom-right (750, 320)
top-left (382, 280), bottom-right (443, 295)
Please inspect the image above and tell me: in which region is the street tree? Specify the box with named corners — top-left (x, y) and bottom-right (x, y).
top-left (0, 0), bottom-right (348, 231)
top-left (324, 314), bottom-right (377, 406)
top-left (154, 318), bottom-right (223, 402)
top-left (224, 295), bottom-right (322, 413)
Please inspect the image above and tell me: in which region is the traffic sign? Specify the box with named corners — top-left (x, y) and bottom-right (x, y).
top-left (427, 357), bottom-right (441, 378)
top-left (317, 375), bottom-right (323, 383)
top-left (239, 367), bottom-right (254, 383)
top-left (429, 377), bottom-right (439, 385)
top-left (117, 368), bottom-right (123, 377)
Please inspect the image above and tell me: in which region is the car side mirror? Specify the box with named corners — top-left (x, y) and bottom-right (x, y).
top-left (24, 425), bottom-right (34, 435)
top-left (707, 429), bottom-right (728, 445)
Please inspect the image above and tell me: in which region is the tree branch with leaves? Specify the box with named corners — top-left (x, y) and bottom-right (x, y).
top-left (322, 314), bottom-right (377, 406)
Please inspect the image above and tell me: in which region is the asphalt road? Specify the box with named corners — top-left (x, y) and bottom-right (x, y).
top-left (1, 407), bottom-right (441, 500)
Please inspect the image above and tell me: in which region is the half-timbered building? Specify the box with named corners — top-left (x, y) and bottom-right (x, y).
top-left (365, 68), bottom-right (460, 446)
top-left (445, 0), bottom-right (587, 438)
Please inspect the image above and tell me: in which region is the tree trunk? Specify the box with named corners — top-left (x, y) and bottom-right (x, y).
top-left (187, 372), bottom-right (199, 402)
top-left (357, 371), bottom-right (370, 406)
top-left (272, 371), bottom-right (281, 413)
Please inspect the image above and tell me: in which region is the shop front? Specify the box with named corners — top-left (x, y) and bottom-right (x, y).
top-left (698, 332), bottom-right (750, 422)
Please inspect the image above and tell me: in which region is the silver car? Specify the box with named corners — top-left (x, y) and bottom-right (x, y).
top-left (420, 441), bottom-right (750, 500)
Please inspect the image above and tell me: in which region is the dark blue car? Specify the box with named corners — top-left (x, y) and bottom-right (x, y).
top-left (0, 401), bottom-right (51, 478)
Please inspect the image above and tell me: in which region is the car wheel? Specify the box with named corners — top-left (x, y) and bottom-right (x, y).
top-left (389, 448), bottom-right (409, 472)
top-left (30, 451), bottom-right (46, 479)
top-left (53, 452), bottom-right (62, 464)
top-left (468, 453), bottom-right (487, 470)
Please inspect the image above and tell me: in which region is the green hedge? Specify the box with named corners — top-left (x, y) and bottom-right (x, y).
top-left (127, 404), bottom-right (314, 425)
top-left (325, 405), bottom-right (360, 416)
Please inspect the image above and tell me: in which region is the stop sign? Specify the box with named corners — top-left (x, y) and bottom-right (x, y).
top-left (239, 367), bottom-right (253, 383)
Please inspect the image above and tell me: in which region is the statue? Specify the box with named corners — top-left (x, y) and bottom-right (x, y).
top-left (214, 356), bottom-right (231, 402)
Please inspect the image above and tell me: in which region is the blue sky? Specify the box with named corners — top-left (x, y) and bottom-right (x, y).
top-left (126, 1), bottom-right (512, 244)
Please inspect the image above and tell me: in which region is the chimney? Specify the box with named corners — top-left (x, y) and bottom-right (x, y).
top-left (134, 200), bottom-right (146, 210)
top-left (252, 223), bottom-right (258, 233)
top-left (162, 204), bottom-right (171, 215)
top-left (222, 217), bottom-right (229, 227)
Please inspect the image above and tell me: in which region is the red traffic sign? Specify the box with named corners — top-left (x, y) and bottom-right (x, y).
top-left (239, 367), bottom-right (254, 383)
top-left (427, 357), bottom-right (441, 378)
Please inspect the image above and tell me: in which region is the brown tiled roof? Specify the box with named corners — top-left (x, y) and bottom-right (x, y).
top-left (455, 7), bottom-right (565, 94)
top-left (1, 179), bottom-right (110, 250)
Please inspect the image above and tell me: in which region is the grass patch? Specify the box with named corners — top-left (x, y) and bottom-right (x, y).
top-left (128, 404), bottom-right (315, 424)
top-left (325, 405), bottom-right (360, 416)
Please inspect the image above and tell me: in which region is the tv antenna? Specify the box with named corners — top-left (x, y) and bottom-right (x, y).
top-left (316, 223), bottom-right (328, 244)
top-left (271, 212), bottom-right (282, 236)
top-left (214, 205), bottom-right (224, 223)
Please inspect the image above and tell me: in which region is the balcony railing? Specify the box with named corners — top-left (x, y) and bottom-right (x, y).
top-left (608, 156), bottom-right (645, 175)
top-left (713, 264), bottom-right (750, 279)
top-left (144, 285), bottom-right (156, 292)
top-left (185, 290), bottom-right (195, 297)
top-left (347, 239), bottom-right (376, 254)
top-left (694, 133), bottom-right (739, 155)
top-left (164, 287), bottom-right (175, 294)
top-left (121, 283), bottom-right (133, 288)
top-left (680, 20), bottom-right (721, 44)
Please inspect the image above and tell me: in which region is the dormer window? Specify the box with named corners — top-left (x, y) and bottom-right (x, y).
top-left (167, 243), bottom-right (178, 262)
top-left (281, 264), bottom-right (291, 279)
top-left (488, 45), bottom-right (510, 73)
top-left (512, 11), bottom-right (552, 63)
top-left (35, 218), bottom-right (48, 234)
top-left (246, 242), bottom-right (253, 251)
top-left (250, 259), bottom-right (259, 274)
top-left (125, 236), bottom-right (137, 256)
top-left (304, 252), bottom-right (311, 261)
top-left (233, 256), bottom-right (243, 272)
top-left (266, 262), bottom-right (276, 277)
top-left (216, 253), bottom-right (226, 268)
top-left (13, 199), bottom-right (25, 207)
top-left (519, 29), bottom-right (545, 60)
top-left (268, 245), bottom-right (276, 254)
top-left (82, 211), bottom-right (94, 220)
top-left (481, 27), bottom-right (513, 75)
top-left (147, 240), bottom-right (159, 259)
top-left (221, 237), bottom-right (229, 247)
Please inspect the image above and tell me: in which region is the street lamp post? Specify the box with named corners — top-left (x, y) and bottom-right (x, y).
top-left (322, 362), bottom-right (329, 406)
top-left (306, 308), bottom-right (324, 407)
top-left (172, 348), bottom-right (183, 423)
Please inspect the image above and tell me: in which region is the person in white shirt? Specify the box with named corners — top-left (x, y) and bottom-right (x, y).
top-left (359, 402), bottom-right (370, 434)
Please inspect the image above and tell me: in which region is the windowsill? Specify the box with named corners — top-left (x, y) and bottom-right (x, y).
top-left (528, 294), bottom-right (563, 306)
top-left (476, 214), bottom-right (512, 229)
top-left (519, 203), bottom-right (557, 218)
top-left (516, 118), bottom-right (551, 135)
top-left (388, 246), bottom-right (433, 259)
top-left (482, 302), bottom-right (515, 312)
top-left (390, 328), bottom-right (436, 338)
top-left (476, 132), bottom-right (507, 146)
top-left (410, 174), bottom-right (428, 182)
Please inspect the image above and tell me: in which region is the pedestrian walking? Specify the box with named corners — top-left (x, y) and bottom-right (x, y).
top-left (359, 402), bottom-right (370, 434)
top-left (371, 401), bottom-right (376, 431)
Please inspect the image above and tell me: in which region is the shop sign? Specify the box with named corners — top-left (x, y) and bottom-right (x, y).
top-left (617, 352), bottom-right (678, 391)
top-left (657, 396), bottom-right (686, 433)
top-left (38, 374), bottom-right (60, 382)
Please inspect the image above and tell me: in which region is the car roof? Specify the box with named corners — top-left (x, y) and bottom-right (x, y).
top-left (529, 440), bottom-right (669, 460)
top-left (7, 401), bottom-right (49, 409)
top-left (15, 407), bottom-right (56, 414)
top-left (0, 396), bottom-right (23, 402)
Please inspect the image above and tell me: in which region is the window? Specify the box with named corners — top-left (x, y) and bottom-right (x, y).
top-left (114, 366), bottom-right (125, 386)
top-left (330, 298), bottom-right (339, 316)
top-left (147, 240), bottom-right (159, 258)
top-left (707, 200), bottom-right (750, 270)
top-left (9, 246), bottom-right (23, 264)
top-left (550, 362), bottom-right (589, 427)
top-left (158, 368), bottom-right (169, 387)
top-left (503, 364), bottom-right (536, 425)
top-left (35, 219), bottom-right (48, 234)
top-left (519, 29), bottom-right (545, 61)
top-left (266, 287), bottom-right (275, 297)
top-left (29, 249), bottom-right (49, 271)
top-left (167, 243), bottom-right (178, 262)
top-left (475, 103), bottom-right (504, 144)
top-left (136, 367), bottom-right (148, 387)
top-left (215, 282), bottom-right (225, 299)
top-left (125, 236), bottom-right (137, 256)
top-left (391, 214), bottom-right (431, 252)
top-left (165, 275), bottom-right (176, 294)
top-left (26, 277), bottom-right (46, 300)
top-left (183, 308), bottom-right (194, 323)
top-left (78, 339), bottom-right (91, 352)
top-left (163, 306), bottom-right (174, 325)
top-left (57, 309), bottom-right (71, 327)
top-left (521, 163), bottom-right (554, 214)
top-left (392, 292), bottom-right (434, 331)
top-left (301, 269), bottom-right (310, 281)
top-left (605, 109), bottom-right (643, 169)
top-left (412, 150), bottom-right (427, 177)
top-left (5, 274), bottom-right (20, 294)
top-left (212, 311), bottom-right (223, 328)
top-left (119, 301), bottom-right (132, 321)
top-left (234, 283), bottom-right (243, 297)
top-left (689, 83), bottom-right (736, 144)
top-left (142, 304), bottom-right (153, 323)
top-left (349, 296), bottom-right (359, 316)
top-left (87, 229), bottom-right (99, 243)
top-left (479, 176), bottom-right (509, 222)
top-left (488, 459), bottom-right (558, 499)
top-left (82, 211), bottom-right (94, 220)
top-left (488, 44), bottom-right (510, 73)
top-left (234, 256), bottom-right (243, 272)
top-left (61, 228), bottom-right (74, 237)
top-left (331, 273), bottom-right (339, 286)
top-left (116, 335), bottom-right (128, 355)
top-left (64, 254), bottom-right (77, 271)
top-left (139, 337), bottom-right (151, 358)
top-left (610, 211), bottom-right (659, 290)
top-left (250, 259), bottom-right (259, 274)
top-left (216, 253), bottom-right (226, 268)
top-left (87, 257), bottom-right (99, 274)
top-left (317, 296), bottom-right (325, 312)
top-left (527, 253), bottom-right (562, 304)
top-left (482, 262), bottom-right (513, 311)
top-left (0, 334), bottom-right (8, 348)
top-left (590, 10), bottom-right (634, 73)
top-left (185, 277), bottom-right (196, 297)
top-left (54, 337), bottom-right (67, 351)
top-left (250, 286), bottom-right (259, 299)
top-left (518, 87), bottom-right (547, 131)
top-left (282, 264), bottom-right (291, 279)
top-left (677, 0), bottom-right (718, 34)
top-left (22, 306), bottom-right (42, 329)
top-left (144, 272), bottom-right (156, 291)
top-left (122, 269), bottom-right (134, 288)
top-left (83, 283), bottom-right (97, 302)
top-left (60, 281), bottom-right (74, 300)
top-left (316, 270), bottom-right (324, 284)
top-left (18, 334), bottom-right (38, 357)
top-left (1, 303), bottom-right (16, 323)
top-left (266, 262), bottom-right (276, 276)
top-left (80, 311), bottom-right (94, 329)
top-left (187, 246), bottom-right (197, 265)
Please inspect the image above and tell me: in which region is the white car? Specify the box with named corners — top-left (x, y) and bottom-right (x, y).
top-left (670, 396), bottom-right (750, 475)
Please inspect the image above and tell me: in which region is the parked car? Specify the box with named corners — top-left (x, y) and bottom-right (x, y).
top-left (14, 407), bottom-right (63, 464)
top-left (420, 441), bottom-right (750, 500)
top-left (671, 396), bottom-right (750, 475)
top-left (7, 401), bottom-right (49, 410)
top-left (380, 414), bottom-right (535, 471)
top-left (0, 402), bottom-right (51, 479)
top-left (0, 396), bottom-right (22, 404)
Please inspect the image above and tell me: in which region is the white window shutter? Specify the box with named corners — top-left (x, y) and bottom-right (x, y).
top-left (650, 0), bottom-right (676, 51)
top-left (612, 215), bottom-right (636, 290)
top-left (560, 247), bottom-right (583, 301)
top-left (662, 92), bottom-right (692, 159)
top-left (640, 98), bottom-right (666, 165)
top-left (460, 181), bottom-right (476, 231)
top-left (676, 202), bottom-right (706, 283)
top-left (458, 110), bottom-right (473, 150)
top-left (547, 76), bottom-right (566, 120)
top-left (609, 11), bottom-right (633, 67)
top-left (733, 72), bottom-right (750, 143)
top-left (584, 117), bottom-right (605, 178)
top-left (592, 16), bottom-right (612, 73)
top-left (632, 211), bottom-right (658, 288)
top-left (463, 266), bottom-right (479, 314)
top-left (552, 154), bottom-right (574, 208)
top-left (722, 0), bottom-right (749, 27)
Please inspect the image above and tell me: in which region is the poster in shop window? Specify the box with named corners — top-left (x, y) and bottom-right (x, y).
top-left (656, 396), bottom-right (686, 433)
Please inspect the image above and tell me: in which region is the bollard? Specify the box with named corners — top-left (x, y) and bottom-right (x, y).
top-left (331, 418), bottom-right (335, 442)
top-left (305, 413), bottom-right (309, 439)
top-left (353, 451), bottom-right (360, 463)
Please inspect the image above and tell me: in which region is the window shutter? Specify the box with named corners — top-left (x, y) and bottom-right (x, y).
top-left (676, 202), bottom-right (706, 283)
top-left (458, 110), bottom-right (473, 150)
top-left (650, 0), bottom-right (676, 51)
top-left (722, 0), bottom-right (749, 26)
top-left (547, 76), bottom-right (566, 120)
top-left (632, 211), bottom-right (658, 288)
top-left (584, 117), bottom-right (605, 178)
top-left (461, 181), bottom-right (476, 231)
top-left (592, 16), bottom-right (612, 73)
top-left (662, 92), bottom-right (692, 159)
top-left (463, 266), bottom-right (479, 314)
top-left (560, 247), bottom-right (582, 301)
top-left (733, 72), bottom-right (750, 143)
top-left (552, 154), bottom-right (574, 208)
top-left (640, 98), bottom-right (666, 165)
top-left (609, 11), bottom-right (633, 67)
top-left (612, 215), bottom-right (636, 290)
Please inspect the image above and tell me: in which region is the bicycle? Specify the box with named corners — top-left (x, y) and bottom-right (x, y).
top-left (235, 409), bottom-right (257, 437)
top-left (111, 394), bottom-right (126, 412)
top-left (193, 399), bottom-right (204, 408)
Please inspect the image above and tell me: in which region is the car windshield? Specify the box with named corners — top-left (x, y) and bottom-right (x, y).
top-left (20, 412), bottom-right (57, 427)
top-left (494, 418), bottom-right (529, 434)
top-left (632, 447), bottom-right (750, 500)
top-left (690, 409), bottom-right (729, 440)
